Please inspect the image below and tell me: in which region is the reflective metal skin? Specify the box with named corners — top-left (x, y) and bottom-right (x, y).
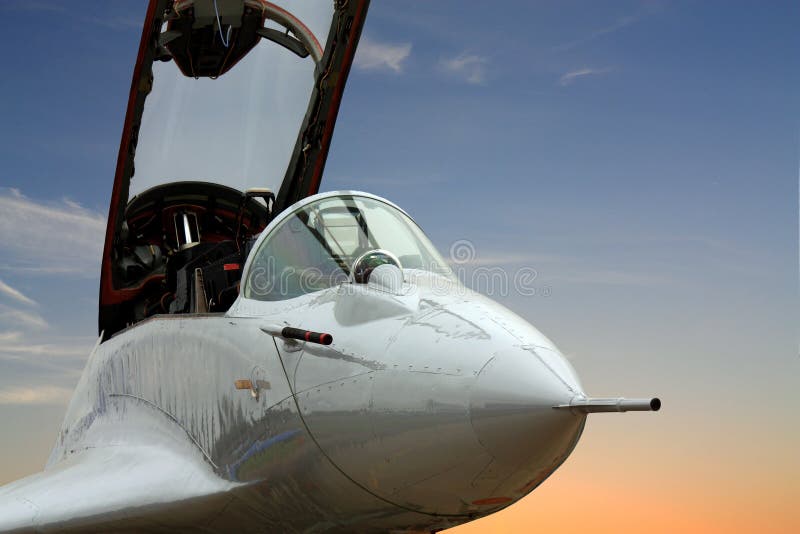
top-left (0, 1), bottom-right (659, 531)
top-left (0, 192), bottom-right (658, 533)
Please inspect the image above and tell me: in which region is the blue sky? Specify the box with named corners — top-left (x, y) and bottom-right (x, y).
top-left (0, 1), bottom-right (798, 530)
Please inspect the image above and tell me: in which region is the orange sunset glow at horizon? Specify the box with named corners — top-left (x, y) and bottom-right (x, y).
top-left (445, 415), bottom-right (799, 533)
top-left (0, 0), bottom-right (797, 532)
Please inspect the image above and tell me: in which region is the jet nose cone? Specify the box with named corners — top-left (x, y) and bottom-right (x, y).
top-left (470, 347), bottom-right (584, 470)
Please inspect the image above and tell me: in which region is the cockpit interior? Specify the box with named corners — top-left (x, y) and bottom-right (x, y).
top-left (109, 182), bottom-right (271, 330)
top-left (108, 189), bottom-right (452, 335)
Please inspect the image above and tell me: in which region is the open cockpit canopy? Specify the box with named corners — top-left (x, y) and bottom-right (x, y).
top-left (99, 0), bottom-right (369, 336)
top-left (131, 0), bottom-right (332, 198)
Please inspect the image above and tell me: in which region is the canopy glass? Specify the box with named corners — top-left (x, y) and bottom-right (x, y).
top-left (244, 194), bottom-right (454, 301)
top-left (130, 0), bottom-right (333, 197)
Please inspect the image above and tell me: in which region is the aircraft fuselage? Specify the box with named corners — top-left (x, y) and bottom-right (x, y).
top-left (45, 268), bottom-right (585, 532)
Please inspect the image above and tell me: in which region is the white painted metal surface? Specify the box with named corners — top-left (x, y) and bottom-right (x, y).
top-left (0, 191), bottom-right (659, 533)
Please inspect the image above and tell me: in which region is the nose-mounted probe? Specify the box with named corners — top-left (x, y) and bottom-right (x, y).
top-left (554, 397), bottom-right (661, 414)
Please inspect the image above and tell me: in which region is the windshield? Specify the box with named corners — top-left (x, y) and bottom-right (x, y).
top-left (244, 194), bottom-right (454, 301)
top-left (129, 1), bottom-right (333, 196)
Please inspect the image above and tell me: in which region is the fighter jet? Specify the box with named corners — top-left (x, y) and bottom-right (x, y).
top-left (0, 1), bottom-right (659, 532)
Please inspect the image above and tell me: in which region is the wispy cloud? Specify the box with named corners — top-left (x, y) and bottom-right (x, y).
top-left (545, 269), bottom-right (672, 287)
top-left (81, 15), bottom-right (142, 31)
top-left (0, 332), bottom-right (22, 343)
top-left (440, 53), bottom-right (489, 85)
top-left (429, 240), bottom-right (674, 288)
top-left (328, 173), bottom-right (451, 188)
top-left (0, 385), bottom-right (74, 405)
top-left (0, 1), bottom-right (67, 14)
top-left (0, 279), bottom-right (36, 306)
top-left (448, 252), bottom-right (564, 267)
top-left (553, 15), bottom-right (638, 52)
top-left (0, 342), bottom-right (89, 358)
top-left (558, 67), bottom-right (612, 86)
top-left (0, 331), bottom-right (93, 406)
top-left (355, 37), bottom-right (412, 73)
top-left (0, 2), bottom-right (140, 31)
top-left (0, 189), bottom-right (100, 406)
top-left (0, 304), bottom-right (48, 330)
top-left (0, 189), bottom-right (105, 277)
